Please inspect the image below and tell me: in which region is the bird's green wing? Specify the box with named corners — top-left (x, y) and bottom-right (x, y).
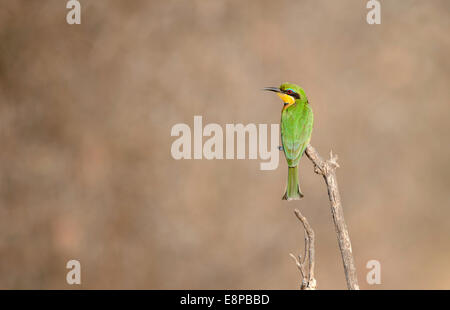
top-left (281, 103), bottom-right (313, 167)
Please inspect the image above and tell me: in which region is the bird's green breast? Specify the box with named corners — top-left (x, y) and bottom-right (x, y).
top-left (280, 100), bottom-right (313, 167)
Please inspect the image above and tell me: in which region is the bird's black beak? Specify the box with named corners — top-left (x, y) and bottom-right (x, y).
top-left (262, 87), bottom-right (281, 93)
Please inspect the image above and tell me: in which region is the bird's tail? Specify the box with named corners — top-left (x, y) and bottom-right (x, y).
top-left (282, 166), bottom-right (304, 200)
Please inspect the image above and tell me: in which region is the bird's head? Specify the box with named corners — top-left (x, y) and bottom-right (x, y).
top-left (263, 83), bottom-right (307, 108)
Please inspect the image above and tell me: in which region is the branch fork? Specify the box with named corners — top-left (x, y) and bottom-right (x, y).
top-left (290, 209), bottom-right (316, 290)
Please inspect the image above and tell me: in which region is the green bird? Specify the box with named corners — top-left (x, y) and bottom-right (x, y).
top-left (264, 83), bottom-right (313, 200)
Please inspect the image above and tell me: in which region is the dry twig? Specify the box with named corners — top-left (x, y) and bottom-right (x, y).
top-left (304, 144), bottom-right (359, 290)
top-left (290, 209), bottom-right (316, 290)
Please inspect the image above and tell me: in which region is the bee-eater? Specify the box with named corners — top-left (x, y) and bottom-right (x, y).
top-left (264, 83), bottom-right (313, 200)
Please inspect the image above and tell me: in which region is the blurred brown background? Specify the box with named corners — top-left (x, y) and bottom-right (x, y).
top-left (0, 0), bottom-right (449, 289)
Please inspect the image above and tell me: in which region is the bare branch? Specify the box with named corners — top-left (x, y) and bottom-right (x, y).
top-left (302, 233), bottom-right (309, 266)
top-left (290, 209), bottom-right (316, 290)
top-left (289, 253), bottom-right (306, 279)
top-left (305, 144), bottom-right (359, 290)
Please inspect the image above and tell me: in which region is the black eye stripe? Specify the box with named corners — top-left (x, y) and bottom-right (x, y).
top-left (283, 90), bottom-right (300, 99)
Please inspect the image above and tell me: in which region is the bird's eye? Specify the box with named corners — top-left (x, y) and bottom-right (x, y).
top-left (286, 90), bottom-right (293, 95)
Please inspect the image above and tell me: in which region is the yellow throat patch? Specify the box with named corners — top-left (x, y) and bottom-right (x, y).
top-left (277, 93), bottom-right (295, 109)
